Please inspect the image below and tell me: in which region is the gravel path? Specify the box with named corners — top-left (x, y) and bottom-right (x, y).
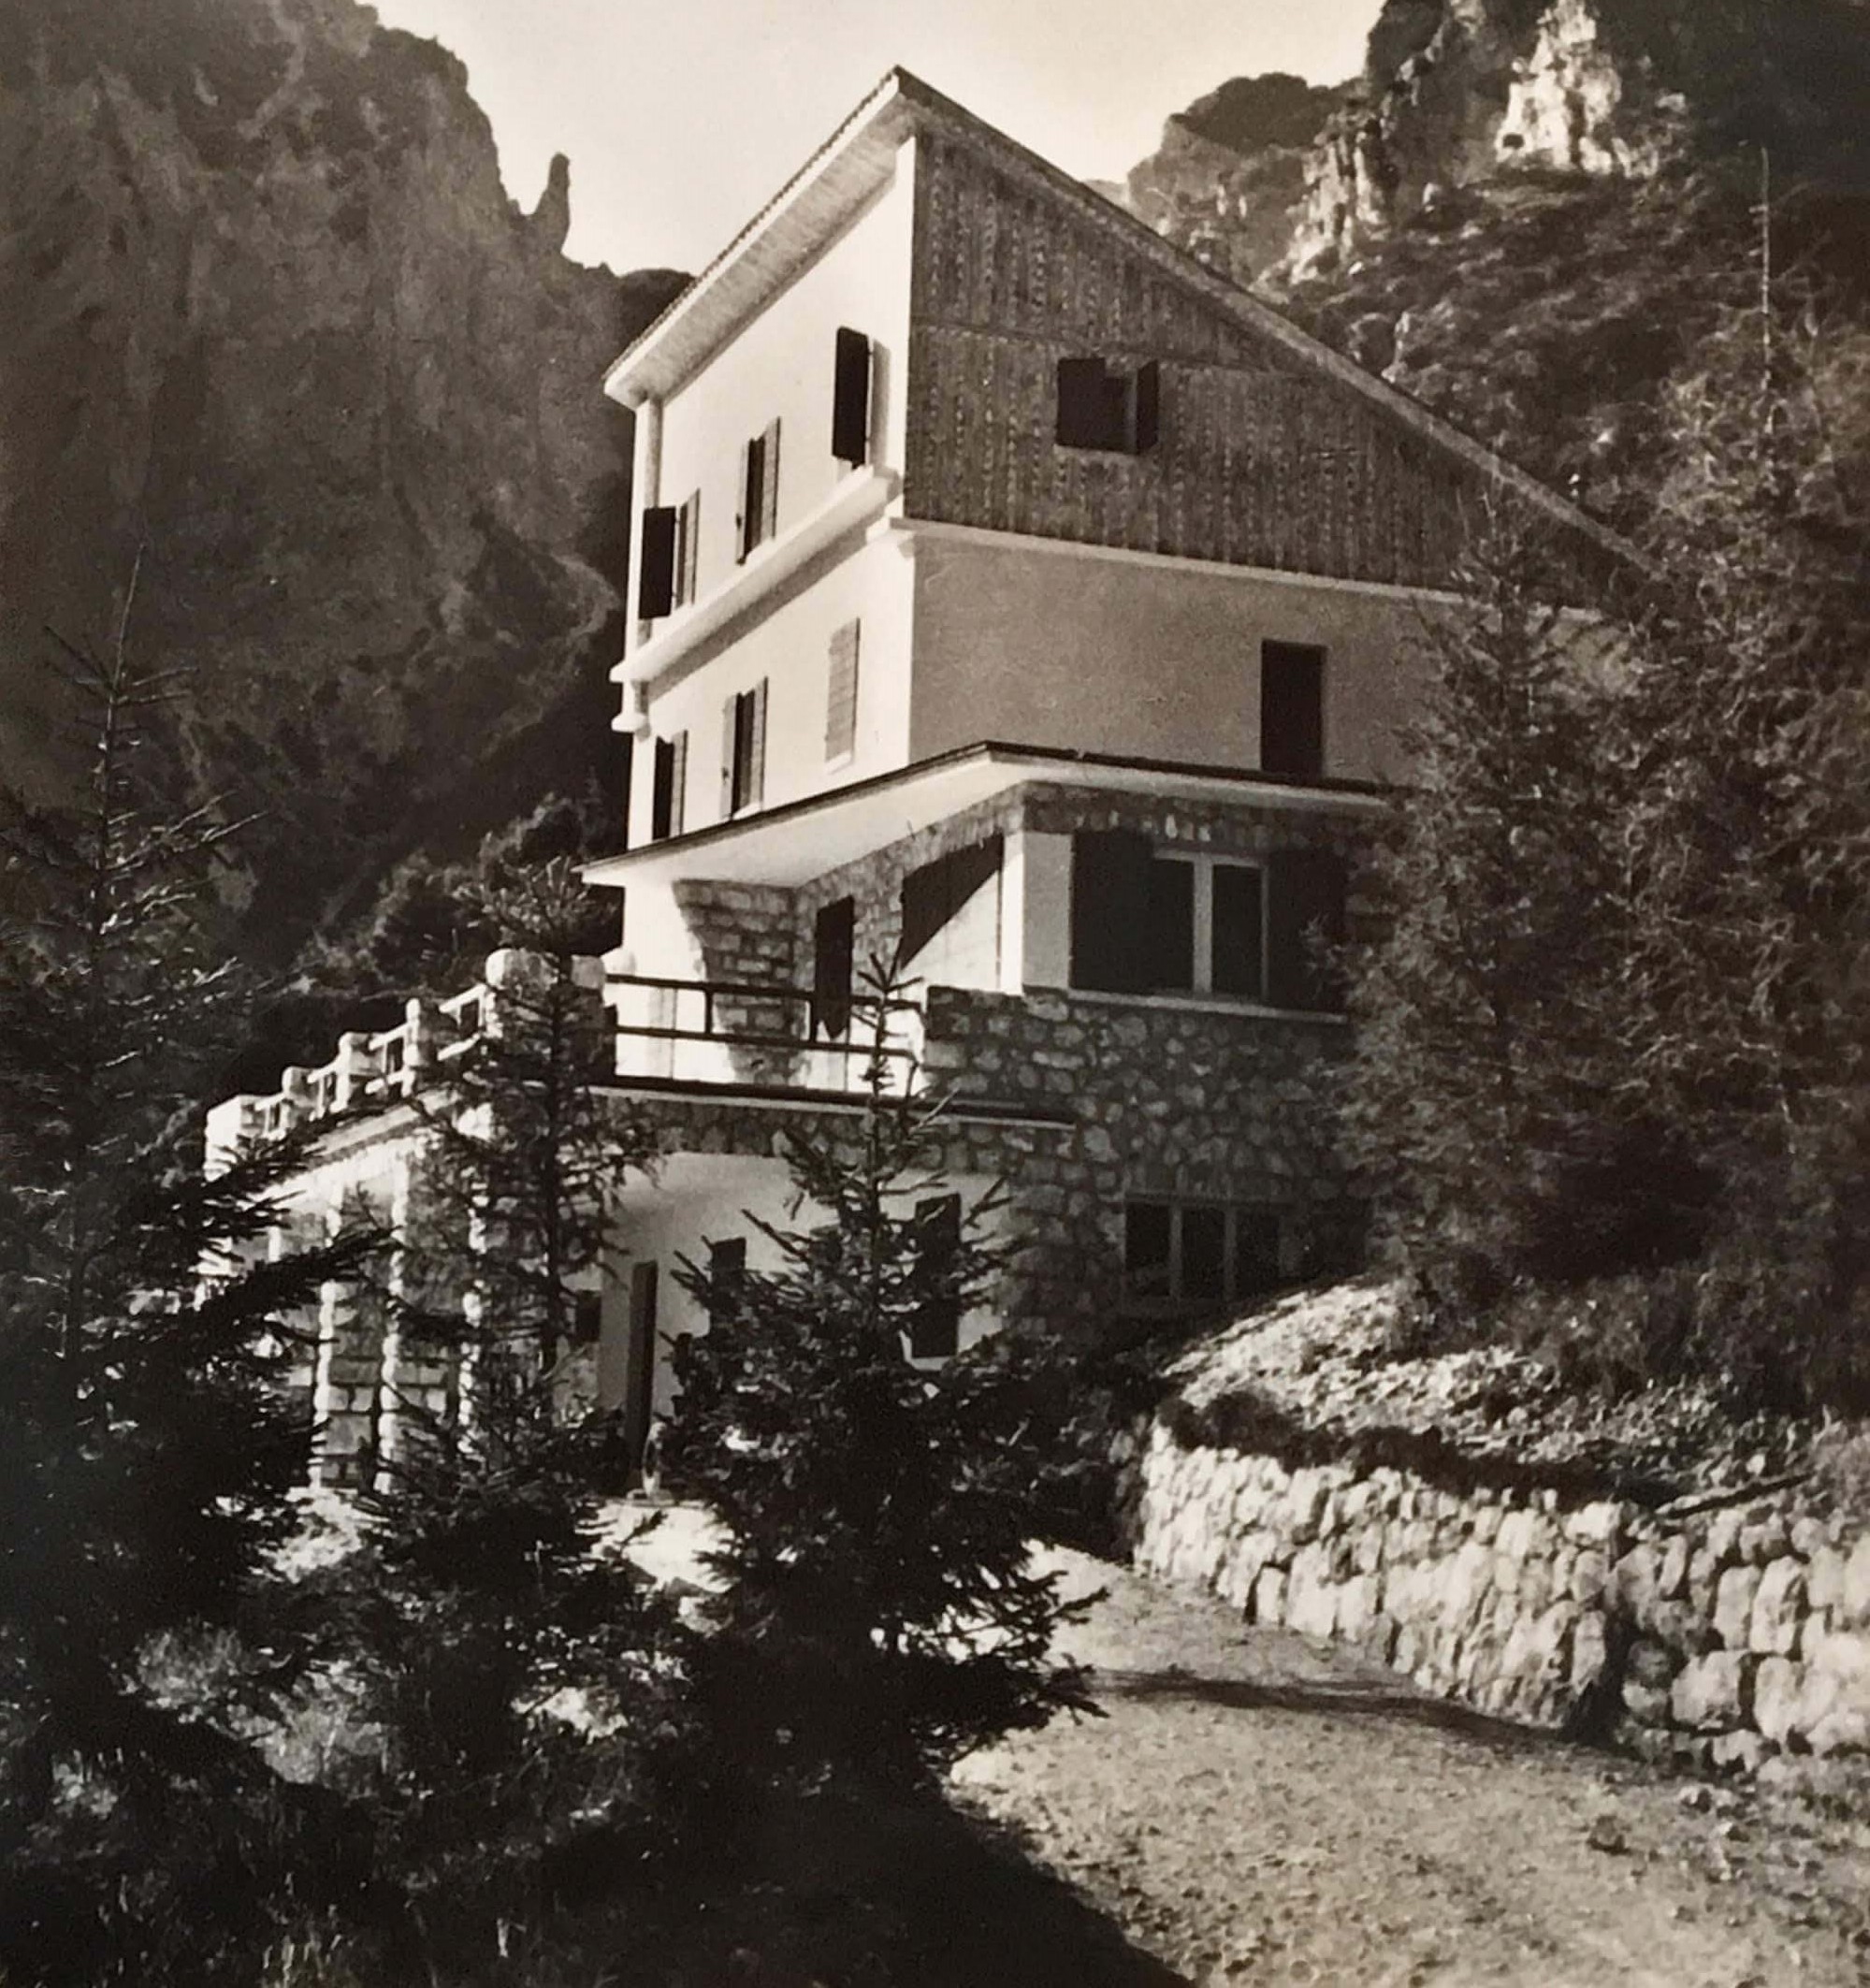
top-left (952, 1552), bottom-right (1870, 1988)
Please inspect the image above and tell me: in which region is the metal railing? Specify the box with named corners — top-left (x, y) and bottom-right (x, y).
top-left (605, 972), bottom-right (923, 1094)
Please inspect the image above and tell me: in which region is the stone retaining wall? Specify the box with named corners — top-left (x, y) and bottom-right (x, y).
top-left (1136, 1426), bottom-right (1870, 1774)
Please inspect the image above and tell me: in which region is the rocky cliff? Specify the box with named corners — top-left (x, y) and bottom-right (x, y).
top-left (1128, 0), bottom-right (1870, 527)
top-left (1285, 0), bottom-right (1870, 279)
top-left (1124, 73), bottom-right (1350, 289)
top-left (0, 0), bottom-right (684, 961)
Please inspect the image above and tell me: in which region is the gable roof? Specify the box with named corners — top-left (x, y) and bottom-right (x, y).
top-left (603, 67), bottom-right (1634, 572)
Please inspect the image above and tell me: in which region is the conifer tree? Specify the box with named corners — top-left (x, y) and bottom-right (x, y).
top-left (317, 850), bottom-right (704, 1975)
top-left (663, 996), bottom-right (1094, 1791)
top-left (1339, 522), bottom-right (1653, 1315)
top-left (0, 583), bottom-right (374, 1984)
top-left (1609, 285), bottom-right (1870, 1401)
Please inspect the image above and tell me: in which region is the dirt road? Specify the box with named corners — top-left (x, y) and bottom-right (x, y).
top-left (952, 1553), bottom-right (1870, 1988)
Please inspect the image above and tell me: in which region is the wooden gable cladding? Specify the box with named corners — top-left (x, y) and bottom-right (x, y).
top-left (903, 129), bottom-right (1492, 591)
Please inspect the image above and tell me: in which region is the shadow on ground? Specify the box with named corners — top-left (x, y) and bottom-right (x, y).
top-left (1093, 1661), bottom-right (1579, 1758)
top-left (617, 1783), bottom-right (1189, 1987)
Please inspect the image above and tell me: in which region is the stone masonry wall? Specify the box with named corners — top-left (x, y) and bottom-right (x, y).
top-left (658, 780), bottom-right (1377, 1327)
top-left (1137, 1428), bottom-right (1870, 1775)
top-left (670, 878), bottom-right (800, 1081)
top-left (924, 986), bottom-right (1361, 1325)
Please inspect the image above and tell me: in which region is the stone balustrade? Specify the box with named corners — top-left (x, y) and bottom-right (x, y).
top-left (205, 950), bottom-right (604, 1169)
top-left (1136, 1425), bottom-right (1870, 1776)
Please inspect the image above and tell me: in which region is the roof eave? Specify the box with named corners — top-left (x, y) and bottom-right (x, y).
top-left (602, 68), bottom-right (916, 407)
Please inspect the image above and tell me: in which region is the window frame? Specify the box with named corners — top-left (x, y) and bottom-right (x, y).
top-left (1122, 1197), bottom-right (1289, 1313)
top-left (1144, 851), bottom-right (1268, 999)
top-left (650, 730), bottom-right (688, 842)
top-left (722, 681), bottom-right (767, 820)
top-left (737, 418), bottom-right (781, 562)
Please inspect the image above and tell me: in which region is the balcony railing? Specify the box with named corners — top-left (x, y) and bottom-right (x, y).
top-left (605, 973), bottom-right (922, 1095)
top-left (207, 954), bottom-right (932, 1176)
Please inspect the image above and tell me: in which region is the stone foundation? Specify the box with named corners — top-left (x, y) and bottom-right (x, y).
top-left (1137, 1427), bottom-right (1870, 1774)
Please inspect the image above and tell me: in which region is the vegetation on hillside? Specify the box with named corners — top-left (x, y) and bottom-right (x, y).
top-left (1341, 270), bottom-right (1870, 1413)
top-left (0, 602), bottom-right (376, 1983)
top-left (0, 0), bottom-right (682, 978)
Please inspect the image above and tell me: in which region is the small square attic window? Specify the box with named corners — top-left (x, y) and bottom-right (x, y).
top-left (1056, 356), bottom-right (1160, 453)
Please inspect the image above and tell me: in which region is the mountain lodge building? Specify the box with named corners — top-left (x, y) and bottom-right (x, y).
top-left (207, 69), bottom-right (1621, 1483)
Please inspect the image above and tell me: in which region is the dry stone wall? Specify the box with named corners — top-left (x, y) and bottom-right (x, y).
top-left (1137, 1427), bottom-right (1870, 1775)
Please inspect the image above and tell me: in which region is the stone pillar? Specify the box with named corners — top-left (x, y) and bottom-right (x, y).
top-left (377, 1146), bottom-right (459, 1475)
top-left (204, 1096), bottom-right (264, 1177)
top-left (331, 1031), bottom-right (375, 1110)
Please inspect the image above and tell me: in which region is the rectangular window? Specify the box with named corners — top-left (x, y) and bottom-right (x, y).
top-left (1181, 1205), bottom-right (1227, 1304)
top-left (825, 618), bottom-right (860, 762)
top-left (705, 1236), bottom-right (747, 1324)
top-left (1210, 863), bottom-right (1266, 1000)
top-left (720, 682), bottom-right (767, 818)
top-left (573, 1289), bottom-right (602, 1346)
top-left (1129, 854), bottom-right (1267, 998)
top-left (1123, 1199), bottom-right (1290, 1312)
top-left (1123, 1201), bottom-right (1173, 1304)
top-left (1260, 642), bottom-right (1326, 782)
top-left (1071, 834), bottom-right (1341, 1008)
top-left (833, 326), bottom-right (873, 466)
top-left (909, 1195), bottom-right (962, 1358)
top-left (674, 488), bottom-right (701, 607)
top-left (812, 896), bottom-right (855, 1040)
top-left (1232, 1211), bottom-right (1283, 1299)
top-left (738, 418), bottom-right (781, 560)
top-left (1056, 356), bottom-right (1162, 454)
top-left (1144, 856), bottom-right (1196, 991)
top-left (650, 731), bottom-right (687, 841)
top-left (1266, 848), bottom-right (1348, 1013)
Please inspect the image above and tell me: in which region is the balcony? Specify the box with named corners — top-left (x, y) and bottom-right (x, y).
top-left (207, 956), bottom-right (959, 1182)
top-left (605, 972), bottom-right (922, 1096)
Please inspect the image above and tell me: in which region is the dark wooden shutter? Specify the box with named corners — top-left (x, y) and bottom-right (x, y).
top-left (760, 417), bottom-right (781, 543)
top-left (737, 436), bottom-right (759, 560)
top-left (617, 730), bottom-right (634, 850)
top-left (1069, 828), bottom-right (1154, 991)
top-left (1267, 849), bottom-right (1347, 1011)
top-left (833, 326), bottom-right (871, 465)
top-left (651, 734), bottom-right (676, 841)
top-left (669, 731), bottom-right (688, 836)
top-left (719, 696), bottom-right (739, 816)
top-left (811, 896), bottom-right (855, 1038)
top-left (909, 1195), bottom-right (961, 1358)
top-left (1056, 356), bottom-right (1108, 447)
top-left (677, 489), bottom-right (700, 603)
top-left (825, 618), bottom-right (861, 760)
top-left (1260, 643), bottom-right (1326, 781)
top-left (1132, 359), bottom-right (1161, 453)
top-left (898, 835), bottom-right (1003, 967)
top-left (637, 505), bottom-right (677, 617)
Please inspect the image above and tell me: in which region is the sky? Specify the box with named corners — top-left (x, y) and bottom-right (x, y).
top-left (365, 0), bottom-right (1384, 273)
